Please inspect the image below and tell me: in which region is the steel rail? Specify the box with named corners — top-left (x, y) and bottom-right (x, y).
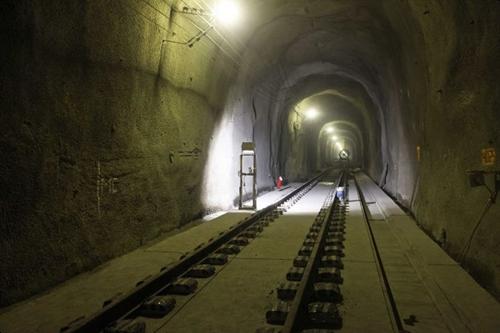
top-left (65, 169), bottom-right (330, 333)
top-left (353, 176), bottom-right (403, 333)
top-left (281, 171), bottom-right (345, 332)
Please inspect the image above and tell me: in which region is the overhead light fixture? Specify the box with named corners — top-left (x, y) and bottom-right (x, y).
top-left (326, 127), bottom-right (334, 134)
top-left (331, 135), bottom-right (339, 141)
top-left (213, 1), bottom-right (241, 26)
top-left (305, 107), bottom-right (319, 120)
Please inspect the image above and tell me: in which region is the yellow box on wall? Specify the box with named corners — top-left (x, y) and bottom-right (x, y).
top-left (481, 148), bottom-right (496, 166)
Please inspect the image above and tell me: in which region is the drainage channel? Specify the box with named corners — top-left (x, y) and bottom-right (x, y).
top-left (62, 170), bottom-right (331, 333)
top-left (258, 170), bottom-right (346, 332)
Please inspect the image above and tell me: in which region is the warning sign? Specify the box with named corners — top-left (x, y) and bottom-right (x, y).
top-left (481, 148), bottom-right (496, 166)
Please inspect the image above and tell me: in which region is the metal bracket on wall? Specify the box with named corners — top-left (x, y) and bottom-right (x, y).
top-left (163, 6), bottom-right (215, 47)
top-left (467, 170), bottom-right (500, 203)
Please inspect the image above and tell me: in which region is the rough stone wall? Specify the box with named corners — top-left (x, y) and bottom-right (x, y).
top-left (0, 0), bottom-right (235, 306)
top-left (405, 1), bottom-right (500, 300)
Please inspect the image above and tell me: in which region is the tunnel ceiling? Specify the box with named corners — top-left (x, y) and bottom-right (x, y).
top-left (293, 93), bottom-right (367, 164)
top-left (218, 0), bottom-right (413, 184)
top-left (236, 0), bottom-right (405, 107)
top-left (318, 121), bottom-right (364, 163)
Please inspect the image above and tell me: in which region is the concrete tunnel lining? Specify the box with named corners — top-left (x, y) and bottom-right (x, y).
top-left (294, 91), bottom-right (372, 164)
top-left (279, 93), bottom-right (369, 179)
top-left (222, 67), bottom-right (387, 195)
top-left (318, 122), bottom-right (363, 167)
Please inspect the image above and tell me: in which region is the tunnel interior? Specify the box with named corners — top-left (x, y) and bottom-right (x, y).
top-left (1, 0), bottom-right (499, 313)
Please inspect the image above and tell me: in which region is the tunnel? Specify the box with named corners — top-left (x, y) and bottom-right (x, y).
top-left (1, 1), bottom-right (500, 332)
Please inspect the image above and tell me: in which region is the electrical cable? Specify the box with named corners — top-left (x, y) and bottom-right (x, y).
top-left (187, 0), bottom-right (303, 95)
top-left (139, 0), bottom-right (172, 19)
top-left (460, 197), bottom-right (493, 262)
top-left (178, 0), bottom-right (242, 64)
top-left (461, 172), bottom-right (499, 263)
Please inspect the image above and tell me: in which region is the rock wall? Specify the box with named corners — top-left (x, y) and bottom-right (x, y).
top-left (0, 0), bottom-right (235, 306)
top-left (405, 1), bottom-right (500, 300)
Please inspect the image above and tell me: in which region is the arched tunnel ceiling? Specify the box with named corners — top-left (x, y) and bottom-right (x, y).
top-left (318, 121), bottom-right (362, 167)
top-left (221, 0), bottom-right (412, 181)
top-left (235, 0), bottom-right (405, 110)
top-left (273, 91), bottom-right (371, 179)
top-left (294, 89), bottom-right (371, 146)
top-left (276, 86), bottom-right (378, 173)
top-left (200, 0), bottom-right (425, 202)
top-left (281, 76), bottom-right (380, 128)
top-left (297, 93), bottom-right (366, 164)
top-left (319, 121), bottom-right (363, 155)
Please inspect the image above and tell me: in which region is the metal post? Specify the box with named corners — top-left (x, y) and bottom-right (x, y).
top-left (252, 152), bottom-right (257, 209)
top-left (239, 153), bottom-right (243, 209)
top-left (239, 142), bottom-right (257, 210)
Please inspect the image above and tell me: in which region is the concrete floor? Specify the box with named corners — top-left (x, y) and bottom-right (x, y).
top-left (154, 183), bottom-right (332, 333)
top-left (338, 198), bottom-right (395, 332)
top-left (1, 178), bottom-right (499, 333)
top-left (0, 185), bottom-right (299, 333)
top-left (354, 173), bottom-right (500, 333)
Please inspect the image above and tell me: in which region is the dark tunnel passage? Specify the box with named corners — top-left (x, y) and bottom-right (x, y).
top-left (1, 1), bottom-right (500, 331)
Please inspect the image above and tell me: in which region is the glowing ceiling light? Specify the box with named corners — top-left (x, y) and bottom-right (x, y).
top-left (336, 142), bottom-right (343, 150)
top-left (213, 1), bottom-right (241, 26)
top-left (305, 107), bottom-right (319, 120)
top-left (326, 127), bottom-right (334, 133)
top-left (331, 135), bottom-right (339, 141)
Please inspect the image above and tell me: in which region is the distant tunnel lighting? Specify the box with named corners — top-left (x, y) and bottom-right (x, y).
top-left (331, 135), bottom-right (339, 141)
top-left (326, 127), bottom-right (334, 133)
top-left (336, 142), bottom-right (343, 149)
top-left (305, 107), bottom-right (319, 120)
top-left (213, 1), bottom-right (241, 26)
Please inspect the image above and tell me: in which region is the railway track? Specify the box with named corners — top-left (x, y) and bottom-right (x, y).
top-left (62, 170), bottom-right (334, 333)
top-left (260, 171), bottom-right (347, 332)
top-left (258, 171), bottom-right (403, 333)
top-left (10, 170), bottom-right (496, 333)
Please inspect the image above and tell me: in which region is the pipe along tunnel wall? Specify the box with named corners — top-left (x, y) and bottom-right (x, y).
top-left (1, 0), bottom-right (499, 307)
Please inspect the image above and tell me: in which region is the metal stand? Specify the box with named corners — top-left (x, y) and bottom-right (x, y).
top-left (239, 142), bottom-right (257, 210)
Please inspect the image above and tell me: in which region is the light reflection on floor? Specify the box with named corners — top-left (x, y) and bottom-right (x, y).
top-left (285, 183), bottom-right (333, 214)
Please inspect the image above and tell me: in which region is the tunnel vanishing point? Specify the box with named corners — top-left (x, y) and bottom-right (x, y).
top-left (1, 1), bottom-right (500, 332)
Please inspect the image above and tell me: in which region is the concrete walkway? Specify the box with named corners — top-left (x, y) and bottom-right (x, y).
top-left (3, 175), bottom-right (497, 333)
top-left (0, 185), bottom-right (299, 333)
top-left (156, 183), bottom-right (332, 333)
top-left (354, 172), bottom-right (500, 333)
